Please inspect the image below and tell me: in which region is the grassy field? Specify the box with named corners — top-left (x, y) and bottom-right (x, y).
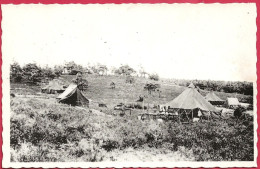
top-left (70, 74), bottom-right (252, 106)
top-left (10, 74), bottom-right (254, 162)
top-left (11, 74), bottom-right (253, 107)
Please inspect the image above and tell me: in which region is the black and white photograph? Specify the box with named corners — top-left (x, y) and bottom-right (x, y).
top-left (1, 3), bottom-right (257, 168)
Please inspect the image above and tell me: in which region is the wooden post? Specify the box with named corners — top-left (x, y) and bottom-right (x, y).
top-left (192, 109), bottom-right (193, 119)
top-left (143, 100), bottom-right (144, 113)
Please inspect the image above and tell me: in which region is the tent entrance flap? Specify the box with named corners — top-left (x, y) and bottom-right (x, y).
top-left (57, 83), bottom-right (89, 107)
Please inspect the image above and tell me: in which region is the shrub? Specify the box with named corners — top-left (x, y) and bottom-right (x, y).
top-left (10, 97), bottom-right (254, 162)
top-left (149, 73), bottom-right (159, 81)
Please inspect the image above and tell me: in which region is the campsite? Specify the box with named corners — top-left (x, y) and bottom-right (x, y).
top-left (2, 3), bottom-right (257, 167)
top-left (10, 63), bottom-right (254, 162)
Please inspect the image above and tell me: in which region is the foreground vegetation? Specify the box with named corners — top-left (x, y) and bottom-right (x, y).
top-left (11, 97), bottom-right (254, 162)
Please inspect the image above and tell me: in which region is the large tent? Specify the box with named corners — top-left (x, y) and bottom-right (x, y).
top-left (164, 87), bottom-right (220, 120)
top-left (41, 79), bottom-right (65, 94)
top-left (205, 92), bottom-right (225, 105)
top-left (57, 84), bottom-right (89, 107)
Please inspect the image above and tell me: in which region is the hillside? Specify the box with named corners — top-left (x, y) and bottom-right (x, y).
top-left (11, 74), bottom-right (253, 109)
top-left (10, 74), bottom-right (255, 162)
top-left (62, 74), bottom-right (253, 106)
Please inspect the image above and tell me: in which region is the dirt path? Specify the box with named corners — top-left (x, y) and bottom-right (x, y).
top-left (104, 147), bottom-right (195, 162)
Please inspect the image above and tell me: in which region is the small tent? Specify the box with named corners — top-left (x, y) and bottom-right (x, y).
top-left (41, 79), bottom-right (65, 94)
top-left (57, 84), bottom-right (89, 107)
top-left (226, 98), bottom-right (239, 108)
top-left (205, 92), bottom-right (225, 105)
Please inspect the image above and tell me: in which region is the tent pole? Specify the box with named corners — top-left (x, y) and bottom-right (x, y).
top-left (143, 100), bottom-right (144, 113)
top-left (186, 110), bottom-right (189, 120)
top-left (177, 109), bottom-right (181, 123)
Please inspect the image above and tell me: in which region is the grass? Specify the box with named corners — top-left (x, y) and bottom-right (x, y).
top-left (10, 96), bottom-right (254, 162)
top-left (11, 74), bottom-right (253, 107)
top-left (10, 74), bottom-right (254, 162)
top-left (11, 74), bottom-right (251, 106)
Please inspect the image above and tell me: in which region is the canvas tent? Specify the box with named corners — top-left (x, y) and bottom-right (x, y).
top-left (205, 92), bottom-right (225, 105)
top-left (57, 83), bottom-right (89, 107)
top-left (164, 87), bottom-right (220, 120)
top-left (41, 79), bottom-right (65, 94)
top-left (188, 83), bottom-right (195, 88)
top-left (165, 88), bottom-right (217, 112)
top-left (226, 98), bottom-right (239, 108)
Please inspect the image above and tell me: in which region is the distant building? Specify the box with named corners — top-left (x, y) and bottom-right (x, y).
top-left (62, 66), bottom-right (73, 74)
top-left (226, 98), bottom-right (240, 109)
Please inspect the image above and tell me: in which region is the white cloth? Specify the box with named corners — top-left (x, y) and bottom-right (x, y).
top-left (198, 110), bottom-right (202, 117)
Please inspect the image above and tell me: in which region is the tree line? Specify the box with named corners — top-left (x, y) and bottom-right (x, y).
top-left (169, 79), bottom-right (253, 96)
top-left (10, 61), bottom-right (253, 96)
top-left (10, 61), bottom-right (160, 85)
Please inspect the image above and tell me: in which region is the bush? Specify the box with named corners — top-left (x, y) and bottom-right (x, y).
top-left (10, 97), bottom-right (254, 162)
top-left (149, 73), bottom-right (159, 81)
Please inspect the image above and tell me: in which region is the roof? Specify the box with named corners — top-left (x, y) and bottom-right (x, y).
top-left (205, 92), bottom-right (224, 102)
top-left (227, 98), bottom-right (239, 106)
top-left (164, 88), bottom-right (217, 112)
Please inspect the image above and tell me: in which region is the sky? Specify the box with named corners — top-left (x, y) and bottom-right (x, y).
top-left (2, 3), bottom-right (257, 82)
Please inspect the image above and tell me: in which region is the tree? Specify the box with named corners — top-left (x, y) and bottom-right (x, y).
top-left (65, 61), bottom-right (84, 75)
top-left (115, 65), bottom-right (136, 76)
top-left (89, 65), bottom-right (99, 74)
top-left (110, 66), bottom-right (117, 75)
top-left (54, 65), bottom-right (63, 77)
top-left (42, 66), bottom-right (56, 80)
top-left (144, 83), bottom-right (161, 95)
top-left (139, 65), bottom-right (148, 78)
top-left (22, 63), bottom-right (42, 84)
top-left (10, 62), bottom-right (23, 82)
top-left (149, 73), bottom-right (159, 81)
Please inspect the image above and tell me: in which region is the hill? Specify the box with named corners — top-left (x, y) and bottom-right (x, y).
top-left (11, 74), bottom-right (253, 108)
top-left (61, 74), bottom-right (253, 106)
